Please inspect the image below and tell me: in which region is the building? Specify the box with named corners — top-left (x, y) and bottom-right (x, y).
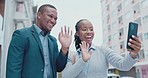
top-left (0, 0), bottom-right (35, 78)
top-left (101, 0), bottom-right (148, 77)
top-left (0, 0), bottom-right (5, 77)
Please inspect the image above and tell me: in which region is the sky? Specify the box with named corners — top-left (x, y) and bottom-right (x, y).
top-left (33, 0), bottom-right (103, 48)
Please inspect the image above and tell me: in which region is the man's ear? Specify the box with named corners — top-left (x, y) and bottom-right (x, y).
top-left (37, 12), bottom-right (41, 19)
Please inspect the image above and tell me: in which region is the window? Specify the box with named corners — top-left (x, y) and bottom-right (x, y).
top-left (138, 33), bottom-right (143, 42)
top-left (117, 4), bottom-right (122, 15)
top-left (141, 0), bottom-right (148, 8)
top-left (14, 19), bottom-right (25, 30)
top-left (106, 4), bottom-right (110, 13)
top-left (108, 25), bottom-right (111, 33)
top-left (108, 35), bottom-right (112, 45)
top-left (119, 28), bottom-right (124, 40)
top-left (111, 22), bottom-right (117, 30)
top-left (124, 11), bottom-right (131, 20)
top-left (110, 0), bottom-right (116, 9)
top-left (134, 18), bottom-right (142, 32)
top-left (123, 0), bottom-right (131, 8)
top-left (16, 1), bottom-right (24, 12)
top-left (133, 4), bottom-right (140, 18)
top-left (144, 32), bottom-right (148, 40)
top-left (120, 41), bottom-right (125, 53)
top-left (144, 50), bottom-right (148, 59)
top-left (112, 33), bottom-right (118, 40)
top-left (118, 16), bottom-right (123, 26)
top-left (107, 15), bottom-right (110, 23)
top-left (111, 10), bottom-right (117, 18)
top-left (143, 15), bottom-right (148, 24)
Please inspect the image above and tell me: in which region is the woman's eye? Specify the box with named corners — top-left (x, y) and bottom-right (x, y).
top-left (90, 29), bottom-right (93, 31)
top-left (82, 29), bottom-right (87, 31)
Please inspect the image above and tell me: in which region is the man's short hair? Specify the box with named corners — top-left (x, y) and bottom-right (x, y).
top-left (37, 4), bottom-right (57, 13)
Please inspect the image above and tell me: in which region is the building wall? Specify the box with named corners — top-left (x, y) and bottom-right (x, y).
top-left (101, 0), bottom-right (148, 77)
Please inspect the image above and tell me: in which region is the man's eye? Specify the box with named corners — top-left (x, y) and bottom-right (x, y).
top-left (48, 15), bottom-right (53, 18)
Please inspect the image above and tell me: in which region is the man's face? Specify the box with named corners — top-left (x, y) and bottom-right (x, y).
top-left (37, 7), bottom-right (57, 32)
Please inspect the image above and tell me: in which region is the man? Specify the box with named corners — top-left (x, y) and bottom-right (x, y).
top-left (6, 4), bottom-right (72, 78)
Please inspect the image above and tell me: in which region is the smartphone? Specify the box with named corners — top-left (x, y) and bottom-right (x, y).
top-left (126, 22), bottom-right (138, 50)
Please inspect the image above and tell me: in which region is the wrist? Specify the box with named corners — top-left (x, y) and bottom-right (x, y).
top-left (61, 46), bottom-right (69, 55)
top-left (130, 52), bottom-right (138, 59)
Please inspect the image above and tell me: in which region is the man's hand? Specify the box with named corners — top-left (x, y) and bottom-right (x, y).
top-left (58, 26), bottom-right (72, 55)
top-left (128, 35), bottom-right (141, 59)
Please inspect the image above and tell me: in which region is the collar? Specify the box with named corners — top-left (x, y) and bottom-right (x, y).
top-left (34, 24), bottom-right (50, 36)
top-left (77, 43), bottom-right (96, 55)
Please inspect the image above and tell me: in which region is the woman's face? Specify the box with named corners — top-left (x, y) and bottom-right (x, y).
top-left (76, 20), bottom-right (94, 44)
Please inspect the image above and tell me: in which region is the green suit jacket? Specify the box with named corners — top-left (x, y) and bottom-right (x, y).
top-left (6, 25), bottom-right (68, 78)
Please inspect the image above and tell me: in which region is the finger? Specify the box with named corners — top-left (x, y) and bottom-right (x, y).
top-left (64, 25), bottom-right (66, 34)
top-left (84, 41), bottom-right (87, 48)
top-left (132, 35), bottom-right (141, 44)
top-left (86, 42), bottom-right (89, 49)
top-left (129, 38), bottom-right (141, 47)
top-left (72, 54), bottom-right (76, 64)
top-left (61, 27), bottom-right (63, 35)
top-left (68, 27), bottom-right (70, 35)
top-left (69, 29), bottom-right (72, 36)
top-left (71, 30), bottom-right (72, 36)
top-left (81, 41), bottom-right (85, 48)
top-left (80, 43), bottom-right (82, 49)
top-left (128, 42), bottom-right (141, 51)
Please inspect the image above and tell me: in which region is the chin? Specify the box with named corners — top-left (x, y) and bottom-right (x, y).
top-left (86, 41), bottom-right (92, 44)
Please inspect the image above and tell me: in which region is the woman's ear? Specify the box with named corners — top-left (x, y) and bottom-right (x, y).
top-left (75, 32), bottom-right (79, 36)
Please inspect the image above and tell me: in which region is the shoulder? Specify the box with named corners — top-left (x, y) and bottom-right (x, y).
top-left (94, 44), bottom-right (114, 55)
top-left (13, 26), bottom-right (31, 35)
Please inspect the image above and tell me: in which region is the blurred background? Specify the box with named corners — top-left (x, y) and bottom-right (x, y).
top-left (0, 0), bottom-right (148, 78)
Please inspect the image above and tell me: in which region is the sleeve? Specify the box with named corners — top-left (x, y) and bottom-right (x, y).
top-left (56, 49), bottom-right (68, 72)
top-left (101, 46), bottom-right (138, 71)
top-left (50, 36), bottom-right (68, 72)
top-left (62, 51), bottom-right (86, 78)
top-left (6, 30), bottom-right (26, 78)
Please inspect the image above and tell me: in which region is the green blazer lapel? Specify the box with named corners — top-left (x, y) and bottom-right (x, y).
top-left (30, 25), bottom-right (44, 56)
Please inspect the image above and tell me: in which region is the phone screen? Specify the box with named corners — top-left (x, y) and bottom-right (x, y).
top-left (126, 22), bottom-right (138, 50)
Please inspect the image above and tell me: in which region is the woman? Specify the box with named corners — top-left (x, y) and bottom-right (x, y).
top-left (62, 19), bottom-right (141, 78)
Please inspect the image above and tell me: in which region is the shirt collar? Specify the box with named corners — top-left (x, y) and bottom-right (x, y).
top-left (34, 24), bottom-right (50, 36)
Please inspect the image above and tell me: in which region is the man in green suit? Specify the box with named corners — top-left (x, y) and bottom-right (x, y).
top-left (6, 4), bottom-right (72, 78)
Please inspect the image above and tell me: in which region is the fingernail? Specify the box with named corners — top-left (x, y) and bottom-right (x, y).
top-left (128, 43), bottom-right (131, 45)
top-left (129, 39), bottom-right (132, 42)
top-left (132, 35), bottom-right (135, 38)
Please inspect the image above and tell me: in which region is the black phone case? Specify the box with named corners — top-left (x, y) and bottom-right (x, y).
top-left (126, 22), bottom-right (138, 50)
